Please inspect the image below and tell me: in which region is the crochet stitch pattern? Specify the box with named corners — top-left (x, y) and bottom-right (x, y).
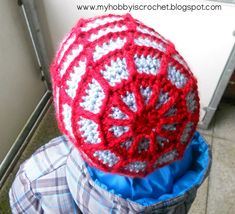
top-left (50, 13), bottom-right (199, 177)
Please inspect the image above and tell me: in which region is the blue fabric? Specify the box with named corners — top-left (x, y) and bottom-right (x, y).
top-left (86, 132), bottom-right (210, 206)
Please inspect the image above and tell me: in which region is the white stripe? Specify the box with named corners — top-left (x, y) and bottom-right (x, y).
top-left (155, 149), bottom-right (178, 166)
top-left (121, 92), bottom-right (137, 112)
top-left (93, 37), bottom-right (126, 61)
top-left (110, 107), bottom-right (128, 120)
top-left (89, 25), bottom-right (127, 42)
top-left (134, 37), bottom-right (166, 52)
top-left (66, 60), bottom-right (86, 99)
top-left (80, 79), bottom-right (105, 114)
top-left (109, 126), bottom-right (129, 137)
top-left (168, 65), bottom-right (188, 88)
top-left (81, 16), bottom-right (123, 32)
top-left (59, 44), bottom-right (83, 77)
top-left (78, 117), bottom-right (101, 144)
top-left (100, 57), bottom-right (129, 87)
top-left (93, 150), bottom-right (119, 167)
top-left (57, 35), bottom-right (76, 64)
top-left (136, 26), bottom-right (167, 43)
top-left (134, 54), bottom-right (160, 75)
top-left (62, 104), bottom-right (74, 138)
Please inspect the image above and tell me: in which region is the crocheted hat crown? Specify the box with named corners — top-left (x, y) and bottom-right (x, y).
top-left (51, 13), bottom-right (199, 177)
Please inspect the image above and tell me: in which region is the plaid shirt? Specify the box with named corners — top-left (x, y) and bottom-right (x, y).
top-left (9, 135), bottom-right (211, 214)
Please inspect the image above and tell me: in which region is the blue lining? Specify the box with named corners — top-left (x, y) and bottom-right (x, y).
top-left (86, 132), bottom-right (210, 206)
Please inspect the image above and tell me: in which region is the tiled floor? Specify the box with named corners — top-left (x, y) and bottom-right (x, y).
top-left (189, 102), bottom-right (235, 214)
top-left (0, 102), bottom-right (235, 213)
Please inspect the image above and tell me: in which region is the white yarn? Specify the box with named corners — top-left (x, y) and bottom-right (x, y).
top-left (89, 25), bottom-right (127, 42)
top-left (155, 149), bottom-right (178, 166)
top-left (134, 54), bottom-right (160, 75)
top-left (109, 125), bottom-right (129, 137)
top-left (93, 150), bottom-right (119, 167)
top-left (156, 91), bottom-right (169, 109)
top-left (66, 60), bottom-right (86, 99)
top-left (80, 79), bottom-right (105, 114)
top-left (180, 122), bottom-right (193, 144)
top-left (138, 138), bottom-right (150, 153)
top-left (78, 117), bottom-right (101, 144)
top-left (164, 106), bottom-right (177, 117)
top-left (134, 37), bottom-right (166, 52)
top-left (121, 92), bottom-right (137, 112)
top-left (121, 138), bottom-right (133, 150)
top-left (136, 26), bottom-right (167, 43)
top-left (186, 91), bottom-right (196, 113)
top-left (168, 65), bottom-right (187, 89)
top-left (62, 104), bottom-right (74, 138)
top-left (81, 16), bottom-right (124, 32)
top-left (111, 107), bottom-right (128, 120)
top-left (124, 161), bottom-right (146, 173)
top-left (101, 57), bottom-right (129, 87)
top-left (60, 44), bottom-right (83, 77)
top-left (93, 37), bottom-right (127, 61)
top-left (57, 35), bottom-right (76, 64)
top-left (156, 135), bottom-right (169, 147)
top-left (140, 86), bottom-right (152, 105)
top-left (162, 123), bottom-right (177, 131)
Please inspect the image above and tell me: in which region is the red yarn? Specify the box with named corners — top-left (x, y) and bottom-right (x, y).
top-left (50, 13), bottom-right (199, 177)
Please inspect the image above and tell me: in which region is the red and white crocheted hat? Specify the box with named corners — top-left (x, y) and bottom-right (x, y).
top-left (50, 13), bottom-right (199, 177)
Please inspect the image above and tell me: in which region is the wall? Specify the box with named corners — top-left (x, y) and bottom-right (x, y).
top-left (0, 0), bottom-right (46, 162)
top-left (36, 0), bottom-right (235, 122)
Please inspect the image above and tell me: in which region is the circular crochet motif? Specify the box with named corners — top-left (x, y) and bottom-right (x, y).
top-left (50, 13), bottom-right (199, 177)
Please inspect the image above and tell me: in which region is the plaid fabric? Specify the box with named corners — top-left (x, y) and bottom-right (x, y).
top-left (9, 135), bottom-right (211, 214)
top-left (9, 136), bottom-right (81, 213)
